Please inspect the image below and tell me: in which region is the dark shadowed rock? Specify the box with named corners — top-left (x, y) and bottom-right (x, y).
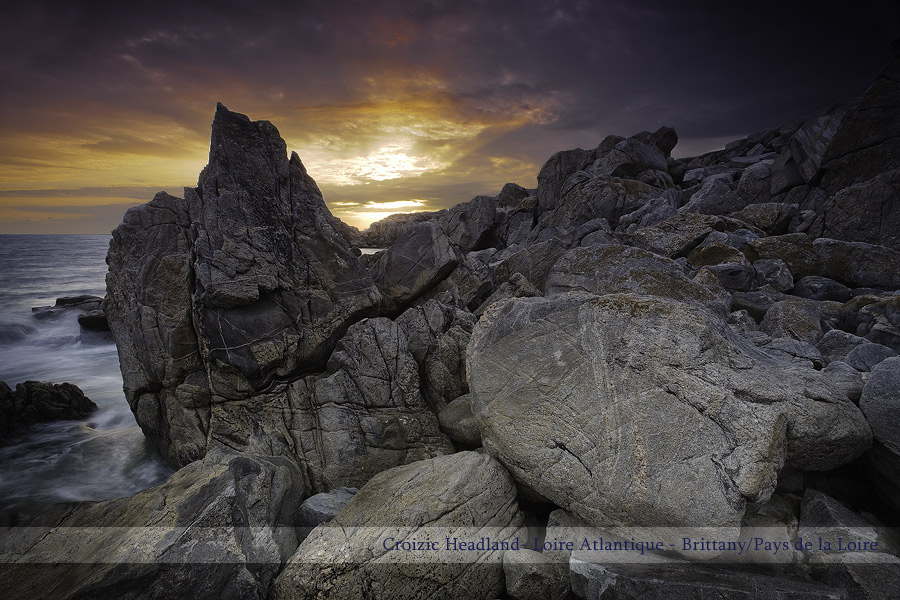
top-left (0, 380), bottom-right (97, 441)
top-left (104, 105), bottom-right (381, 467)
top-left (746, 233), bottom-right (823, 279)
top-left (437, 393), bottom-right (481, 447)
top-left (821, 169), bottom-right (900, 252)
top-left (441, 194), bottom-right (497, 252)
top-left (860, 356), bottom-right (900, 455)
top-left (792, 275), bottom-right (851, 302)
top-left (273, 452), bottom-right (524, 600)
top-left (495, 239), bottom-right (568, 291)
top-left (503, 549), bottom-right (569, 600)
top-left (372, 221), bottom-right (459, 314)
top-left (754, 258), bottom-right (795, 292)
top-left (395, 298), bottom-right (476, 412)
top-left (298, 487), bottom-right (358, 531)
top-left (537, 147), bottom-right (597, 212)
top-left (814, 238), bottom-right (900, 289)
top-left (730, 202), bottom-right (799, 236)
top-left (475, 272), bottom-right (541, 317)
top-left (759, 298), bottom-right (839, 345)
top-left (570, 561), bottom-right (844, 599)
top-left (76, 309), bottom-right (109, 331)
top-left (632, 213), bottom-right (757, 259)
top-left (204, 317), bottom-right (454, 493)
top-left (0, 448), bottom-right (307, 600)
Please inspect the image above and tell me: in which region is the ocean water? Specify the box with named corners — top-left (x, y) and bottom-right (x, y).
top-left (0, 234), bottom-right (172, 525)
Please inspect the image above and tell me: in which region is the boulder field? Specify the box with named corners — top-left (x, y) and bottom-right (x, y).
top-left (3, 46), bottom-right (900, 600)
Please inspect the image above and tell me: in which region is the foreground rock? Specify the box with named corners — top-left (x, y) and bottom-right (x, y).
top-left (0, 381), bottom-right (97, 441)
top-left (273, 451), bottom-right (523, 600)
top-left (104, 104), bottom-right (381, 467)
top-left (0, 449), bottom-right (306, 600)
top-left (468, 293), bottom-right (870, 541)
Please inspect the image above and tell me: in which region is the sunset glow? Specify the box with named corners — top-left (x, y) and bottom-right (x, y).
top-left (0, 2), bottom-right (895, 233)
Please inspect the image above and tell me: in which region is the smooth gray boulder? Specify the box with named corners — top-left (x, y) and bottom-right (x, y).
top-left (298, 486), bottom-right (357, 530)
top-left (822, 361), bottom-right (865, 403)
top-left (371, 221), bottom-right (460, 313)
top-left (104, 105), bottom-right (381, 467)
top-left (273, 452), bottom-right (524, 600)
top-left (845, 342), bottom-right (897, 372)
top-left (816, 329), bottom-right (871, 365)
top-left (0, 449), bottom-right (306, 600)
top-left (441, 194), bottom-right (497, 252)
top-left (468, 293), bottom-right (871, 541)
top-left (437, 394), bottom-right (481, 447)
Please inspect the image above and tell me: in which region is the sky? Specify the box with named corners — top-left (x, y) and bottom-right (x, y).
top-left (1, 1), bottom-right (898, 233)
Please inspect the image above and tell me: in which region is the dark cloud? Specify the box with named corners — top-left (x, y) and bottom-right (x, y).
top-left (1, 0), bottom-right (898, 231)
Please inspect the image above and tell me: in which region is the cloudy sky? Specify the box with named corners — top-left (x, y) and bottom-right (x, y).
top-left (1, 1), bottom-right (898, 233)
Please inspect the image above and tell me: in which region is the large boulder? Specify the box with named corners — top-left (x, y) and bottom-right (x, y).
top-left (0, 449), bottom-right (307, 600)
top-left (467, 293), bottom-right (871, 542)
top-left (104, 104), bottom-right (381, 467)
top-left (814, 238), bottom-right (900, 289)
top-left (441, 194), bottom-right (498, 252)
top-left (273, 452), bottom-right (524, 600)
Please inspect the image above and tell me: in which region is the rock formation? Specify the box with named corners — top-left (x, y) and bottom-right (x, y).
top-left (5, 44), bottom-right (900, 600)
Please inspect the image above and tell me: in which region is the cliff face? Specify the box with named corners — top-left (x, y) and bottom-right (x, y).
top-left (6, 48), bottom-right (899, 600)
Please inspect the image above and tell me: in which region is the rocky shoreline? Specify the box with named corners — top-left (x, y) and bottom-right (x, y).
top-left (1, 43), bottom-right (899, 600)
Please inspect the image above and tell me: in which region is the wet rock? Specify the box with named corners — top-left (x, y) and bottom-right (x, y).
top-left (76, 309), bottom-right (109, 331)
top-left (273, 452), bottom-right (523, 600)
top-left (0, 319), bottom-right (36, 342)
top-left (0, 380), bottom-right (97, 441)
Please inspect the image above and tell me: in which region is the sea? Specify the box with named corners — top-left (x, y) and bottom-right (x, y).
top-left (0, 234), bottom-right (172, 525)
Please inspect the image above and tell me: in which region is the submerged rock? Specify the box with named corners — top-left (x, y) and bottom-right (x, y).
top-left (0, 380), bottom-right (97, 441)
